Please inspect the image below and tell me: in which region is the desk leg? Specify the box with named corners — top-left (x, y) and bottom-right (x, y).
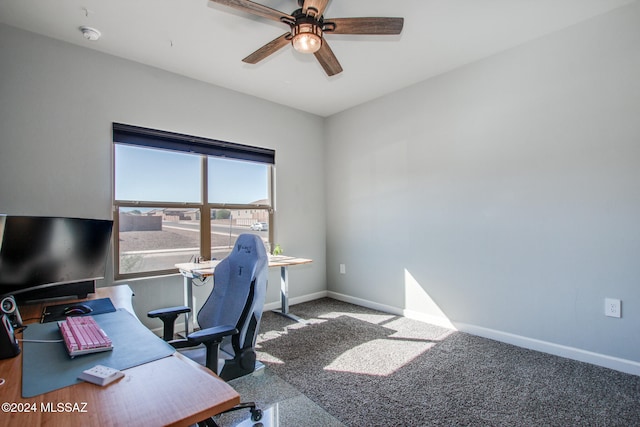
top-left (280, 265), bottom-right (289, 315)
top-left (273, 265), bottom-right (306, 323)
top-left (183, 276), bottom-right (197, 335)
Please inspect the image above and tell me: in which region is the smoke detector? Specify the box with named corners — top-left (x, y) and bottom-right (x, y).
top-left (79, 26), bottom-right (101, 41)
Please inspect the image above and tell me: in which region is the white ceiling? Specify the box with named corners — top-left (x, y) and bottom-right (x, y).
top-left (0, 0), bottom-right (636, 117)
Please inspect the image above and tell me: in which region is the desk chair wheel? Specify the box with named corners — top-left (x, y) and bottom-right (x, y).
top-left (198, 402), bottom-right (262, 426)
top-left (251, 407), bottom-right (263, 421)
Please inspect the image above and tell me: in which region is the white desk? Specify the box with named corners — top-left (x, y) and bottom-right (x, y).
top-left (176, 255), bottom-right (312, 332)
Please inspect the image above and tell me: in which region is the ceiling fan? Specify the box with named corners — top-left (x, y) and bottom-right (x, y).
top-left (208, 0), bottom-right (404, 76)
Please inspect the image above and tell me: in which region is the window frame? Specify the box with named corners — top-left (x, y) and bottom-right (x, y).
top-left (112, 124), bottom-right (275, 280)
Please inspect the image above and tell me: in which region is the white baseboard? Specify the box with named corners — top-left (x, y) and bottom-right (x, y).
top-left (327, 291), bottom-right (457, 330)
top-left (327, 291), bottom-right (400, 314)
top-left (327, 291), bottom-right (640, 377)
top-left (263, 291), bottom-right (328, 311)
top-left (457, 323), bottom-right (640, 376)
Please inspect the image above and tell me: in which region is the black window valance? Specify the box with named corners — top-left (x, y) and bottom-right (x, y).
top-left (113, 123), bottom-right (275, 165)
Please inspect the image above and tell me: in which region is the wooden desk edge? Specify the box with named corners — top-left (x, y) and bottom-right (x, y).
top-left (176, 257), bottom-right (313, 273)
top-left (1, 284), bottom-right (240, 427)
top-left (267, 257), bottom-right (313, 267)
top-left (168, 352), bottom-right (242, 426)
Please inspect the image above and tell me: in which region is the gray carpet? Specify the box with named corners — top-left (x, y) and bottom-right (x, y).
top-left (251, 298), bottom-right (640, 426)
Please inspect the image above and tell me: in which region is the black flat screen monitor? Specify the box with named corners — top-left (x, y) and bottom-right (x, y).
top-left (0, 215), bottom-right (113, 302)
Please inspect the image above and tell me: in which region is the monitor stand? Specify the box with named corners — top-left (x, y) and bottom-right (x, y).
top-left (16, 280), bottom-right (96, 304)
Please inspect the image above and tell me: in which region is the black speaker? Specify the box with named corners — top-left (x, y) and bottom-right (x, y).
top-left (0, 314), bottom-right (20, 359)
top-left (1, 295), bottom-right (23, 329)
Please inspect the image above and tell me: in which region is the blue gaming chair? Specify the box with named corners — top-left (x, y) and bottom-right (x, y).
top-left (149, 233), bottom-right (269, 381)
top-left (148, 234), bottom-right (269, 425)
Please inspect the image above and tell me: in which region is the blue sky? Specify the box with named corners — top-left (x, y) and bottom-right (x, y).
top-left (115, 145), bottom-right (269, 204)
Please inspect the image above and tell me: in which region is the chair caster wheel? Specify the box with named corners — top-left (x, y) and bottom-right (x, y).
top-left (251, 408), bottom-right (263, 421)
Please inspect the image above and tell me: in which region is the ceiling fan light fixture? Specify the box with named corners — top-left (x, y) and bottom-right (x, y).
top-left (292, 22), bottom-right (322, 54)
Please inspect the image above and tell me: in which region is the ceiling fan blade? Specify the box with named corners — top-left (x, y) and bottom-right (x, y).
top-left (302, 0), bottom-right (330, 18)
top-left (208, 0), bottom-right (293, 23)
top-left (324, 17), bottom-right (404, 35)
top-left (242, 33), bottom-right (292, 64)
top-left (314, 39), bottom-right (343, 76)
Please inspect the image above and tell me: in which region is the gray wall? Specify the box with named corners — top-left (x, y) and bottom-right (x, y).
top-left (2, 2), bottom-right (639, 375)
top-left (0, 23), bottom-right (326, 329)
top-left (325, 3), bottom-right (640, 373)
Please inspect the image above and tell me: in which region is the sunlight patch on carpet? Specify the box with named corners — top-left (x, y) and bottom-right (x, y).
top-left (258, 318), bottom-right (326, 344)
top-left (323, 338), bottom-right (435, 376)
top-left (319, 311), bottom-right (396, 325)
top-left (256, 351), bottom-right (285, 365)
top-left (384, 318), bottom-right (456, 341)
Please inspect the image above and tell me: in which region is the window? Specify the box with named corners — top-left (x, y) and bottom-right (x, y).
top-left (113, 123), bottom-right (275, 279)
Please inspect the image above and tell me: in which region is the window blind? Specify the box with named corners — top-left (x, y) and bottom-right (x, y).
top-left (113, 123), bottom-right (275, 165)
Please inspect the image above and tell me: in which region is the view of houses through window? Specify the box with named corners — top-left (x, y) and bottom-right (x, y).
top-left (116, 206), bottom-right (270, 276)
top-left (113, 126), bottom-right (274, 279)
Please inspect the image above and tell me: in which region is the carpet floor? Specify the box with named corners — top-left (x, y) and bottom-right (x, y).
top-left (238, 298), bottom-right (640, 426)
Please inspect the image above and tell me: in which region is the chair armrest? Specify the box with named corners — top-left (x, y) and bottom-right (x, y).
top-left (148, 305), bottom-right (191, 319)
top-left (187, 324), bottom-right (238, 345)
top-left (147, 306), bottom-right (191, 341)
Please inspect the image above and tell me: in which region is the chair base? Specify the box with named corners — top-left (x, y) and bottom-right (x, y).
top-left (177, 346), bottom-right (265, 381)
top-left (219, 349), bottom-right (260, 381)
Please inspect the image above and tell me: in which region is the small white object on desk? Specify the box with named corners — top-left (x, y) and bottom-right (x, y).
top-left (78, 365), bottom-right (124, 386)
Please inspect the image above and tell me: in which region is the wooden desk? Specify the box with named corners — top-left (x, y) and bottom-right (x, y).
top-left (0, 285), bottom-right (240, 427)
top-left (176, 255), bottom-right (312, 331)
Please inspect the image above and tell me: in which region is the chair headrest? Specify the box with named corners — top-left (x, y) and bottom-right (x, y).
top-left (232, 234), bottom-right (266, 257)
top-left (227, 234), bottom-right (267, 277)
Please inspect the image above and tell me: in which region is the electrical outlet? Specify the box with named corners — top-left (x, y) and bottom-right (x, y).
top-left (604, 298), bottom-right (621, 318)
top-left (339, 264), bottom-right (346, 274)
